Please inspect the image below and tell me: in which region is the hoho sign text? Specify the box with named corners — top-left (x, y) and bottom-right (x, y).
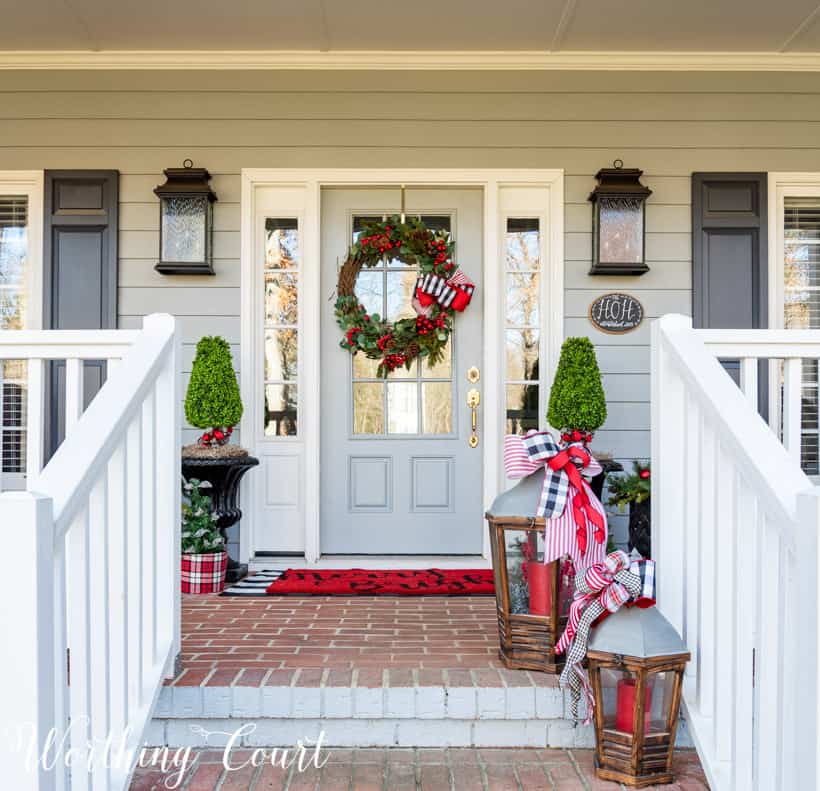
top-left (588, 292), bottom-right (644, 334)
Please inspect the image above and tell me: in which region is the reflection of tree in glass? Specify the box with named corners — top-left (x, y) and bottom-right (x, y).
top-left (505, 231), bottom-right (540, 433)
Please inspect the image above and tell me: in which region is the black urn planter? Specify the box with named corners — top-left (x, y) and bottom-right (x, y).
top-left (588, 456), bottom-right (623, 502)
top-left (182, 454), bottom-right (259, 583)
top-left (628, 498), bottom-right (651, 558)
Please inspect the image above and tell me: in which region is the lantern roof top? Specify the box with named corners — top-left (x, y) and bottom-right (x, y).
top-left (588, 605), bottom-right (689, 660)
top-left (486, 472), bottom-right (544, 518)
top-left (154, 165), bottom-right (217, 200)
top-left (588, 166), bottom-right (652, 201)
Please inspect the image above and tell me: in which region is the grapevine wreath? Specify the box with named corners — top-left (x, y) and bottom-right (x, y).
top-left (334, 215), bottom-right (475, 377)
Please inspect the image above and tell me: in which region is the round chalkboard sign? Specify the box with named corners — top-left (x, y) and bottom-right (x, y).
top-left (588, 292), bottom-right (644, 334)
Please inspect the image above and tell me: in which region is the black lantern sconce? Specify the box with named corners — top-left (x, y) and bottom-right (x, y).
top-left (154, 159), bottom-right (217, 275)
top-left (589, 160), bottom-right (652, 276)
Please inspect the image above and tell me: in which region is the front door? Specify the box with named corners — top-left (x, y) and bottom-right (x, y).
top-left (320, 188), bottom-right (483, 554)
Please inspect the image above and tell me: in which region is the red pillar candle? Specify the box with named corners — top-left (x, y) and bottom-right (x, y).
top-left (615, 678), bottom-right (653, 734)
top-left (526, 561), bottom-right (552, 615)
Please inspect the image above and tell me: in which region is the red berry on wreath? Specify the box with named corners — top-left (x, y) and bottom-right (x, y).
top-left (639, 469), bottom-right (650, 480)
top-left (227, 426), bottom-right (233, 434)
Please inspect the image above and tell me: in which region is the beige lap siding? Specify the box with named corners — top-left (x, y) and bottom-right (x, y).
top-left (2, 69), bottom-right (819, 461)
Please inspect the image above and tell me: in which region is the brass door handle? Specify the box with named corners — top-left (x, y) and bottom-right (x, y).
top-left (467, 388), bottom-right (480, 448)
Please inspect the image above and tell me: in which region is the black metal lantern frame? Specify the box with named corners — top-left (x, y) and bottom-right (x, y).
top-left (589, 160), bottom-right (652, 276)
top-left (154, 159), bottom-right (217, 275)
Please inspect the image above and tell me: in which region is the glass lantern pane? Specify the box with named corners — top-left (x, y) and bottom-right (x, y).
top-left (502, 529), bottom-right (561, 616)
top-left (645, 669), bottom-right (676, 735)
top-left (161, 195), bottom-right (207, 262)
top-left (599, 666), bottom-right (669, 737)
top-left (598, 197), bottom-right (643, 264)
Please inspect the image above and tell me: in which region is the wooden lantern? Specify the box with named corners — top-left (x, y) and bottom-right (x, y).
top-left (486, 473), bottom-right (572, 673)
top-left (587, 607), bottom-right (690, 787)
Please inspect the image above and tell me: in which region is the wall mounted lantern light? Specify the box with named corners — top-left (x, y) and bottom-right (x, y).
top-left (154, 159), bottom-right (217, 275)
top-left (589, 160), bottom-right (652, 276)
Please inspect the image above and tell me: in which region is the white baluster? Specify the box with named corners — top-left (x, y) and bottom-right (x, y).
top-left (783, 357), bottom-right (802, 467)
top-left (67, 506), bottom-right (91, 791)
top-left (126, 412), bottom-right (143, 714)
top-left (106, 442), bottom-right (128, 750)
top-left (26, 357), bottom-right (45, 481)
top-left (739, 356), bottom-right (758, 412)
top-left (64, 358), bottom-right (83, 438)
top-left (87, 475), bottom-right (111, 791)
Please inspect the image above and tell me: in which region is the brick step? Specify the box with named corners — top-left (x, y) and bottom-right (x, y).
top-left (149, 677), bottom-right (692, 749)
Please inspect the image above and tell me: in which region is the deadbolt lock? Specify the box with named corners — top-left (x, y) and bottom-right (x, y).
top-left (466, 366), bottom-right (480, 383)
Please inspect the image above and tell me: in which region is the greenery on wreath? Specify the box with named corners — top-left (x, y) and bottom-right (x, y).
top-left (334, 215), bottom-right (465, 378)
top-left (181, 478), bottom-right (225, 555)
top-left (547, 336), bottom-right (607, 436)
top-left (607, 461), bottom-right (651, 512)
top-left (184, 336), bottom-right (243, 446)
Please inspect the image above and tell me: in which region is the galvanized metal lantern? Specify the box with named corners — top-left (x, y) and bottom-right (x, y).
top-left (589, 160), bottom-right (652, 276)
top-left (486, 473), bottom-right (573, 673)
top-left (154, 159), bottom-right (217, 275)
top-left (587, 606), bottom-right (690, 788)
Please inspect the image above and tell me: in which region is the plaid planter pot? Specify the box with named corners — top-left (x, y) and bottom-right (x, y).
top-left (181, 551), bottom-right (228, 594)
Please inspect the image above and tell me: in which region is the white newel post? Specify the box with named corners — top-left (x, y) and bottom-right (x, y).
top-left (146, 314), bottom-right (181, 676)
top-left (0, 492), bottom-right (56, 791)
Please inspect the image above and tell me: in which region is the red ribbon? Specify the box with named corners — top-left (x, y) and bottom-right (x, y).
top-left (547, 446), bottom-right (606, 555)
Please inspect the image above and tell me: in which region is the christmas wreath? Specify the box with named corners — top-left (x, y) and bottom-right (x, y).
top-left (334, 215), bottom-right (475, 377)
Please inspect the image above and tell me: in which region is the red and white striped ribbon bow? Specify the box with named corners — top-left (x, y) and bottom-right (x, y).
top-left (504, 432), bottom-right (607, 569)
top-left (415, 270), bottom-right (475, 313)
top-left (555, 550), bottom-right (657, 722)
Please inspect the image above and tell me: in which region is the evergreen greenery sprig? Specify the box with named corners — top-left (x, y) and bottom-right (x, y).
top-left (607, 461), bottom-right (651, 512)
top-left (181, 478), bottom-right (225, 555)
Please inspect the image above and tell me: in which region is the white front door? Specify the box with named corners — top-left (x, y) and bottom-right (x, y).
top-left (320, 188), bottom-right (484, 554)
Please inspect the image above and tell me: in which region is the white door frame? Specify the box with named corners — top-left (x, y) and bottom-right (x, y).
top-left (241, 168), bottom-right (564, 562)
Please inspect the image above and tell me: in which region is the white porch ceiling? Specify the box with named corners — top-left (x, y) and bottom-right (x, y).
top-left (3, 0), bottom-right (820, 54)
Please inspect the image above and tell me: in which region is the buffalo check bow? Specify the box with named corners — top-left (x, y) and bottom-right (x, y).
top-left (503, 431), bottom-right (606, 555)
top-left (555, 550), bottom-right (657, 722)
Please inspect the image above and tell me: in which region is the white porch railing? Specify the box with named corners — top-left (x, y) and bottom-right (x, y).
top-left (0, 314), bottom-right (180, 791)
top-left (652, 314), bottom-right (820, 791)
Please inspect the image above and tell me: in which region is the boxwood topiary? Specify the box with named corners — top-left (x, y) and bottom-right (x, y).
top-left (546, 336), bottom-right (607, 433)
top-left (184, 336), bottom-right (243, 438)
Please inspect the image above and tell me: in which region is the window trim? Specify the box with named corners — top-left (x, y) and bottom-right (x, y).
top-left (0, 171), bottom-right (44, 491)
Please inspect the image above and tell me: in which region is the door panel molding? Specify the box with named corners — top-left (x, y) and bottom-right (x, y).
top-left (241, 169), bottom-right (564, 562)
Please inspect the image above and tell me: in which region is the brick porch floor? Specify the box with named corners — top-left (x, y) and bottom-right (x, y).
top-left (174, 593), bottom-right (506, 685)
top-left (129, 747), bottom-right (709, 790)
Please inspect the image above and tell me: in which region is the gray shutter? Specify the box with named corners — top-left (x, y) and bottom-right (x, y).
top-left (692, 173), bottom-right (768, 415)
top-left (43, 171), bottom-right (119, 456)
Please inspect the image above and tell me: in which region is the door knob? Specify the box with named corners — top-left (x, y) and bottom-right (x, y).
top-left (467, 388), bottom-right (480, 448)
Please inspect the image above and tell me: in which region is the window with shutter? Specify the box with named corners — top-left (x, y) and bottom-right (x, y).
top-left (784, 197), bottom-right (820, 473)
top-left (0, 195), bottom-right (29, 478)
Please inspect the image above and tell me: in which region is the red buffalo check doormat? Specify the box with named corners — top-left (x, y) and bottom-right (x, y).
top-left (265, 568), bottom-right (495, 596)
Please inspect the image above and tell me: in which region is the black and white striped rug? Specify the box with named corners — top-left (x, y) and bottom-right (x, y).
top-left (221, 570), bottom-right (283, 597)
